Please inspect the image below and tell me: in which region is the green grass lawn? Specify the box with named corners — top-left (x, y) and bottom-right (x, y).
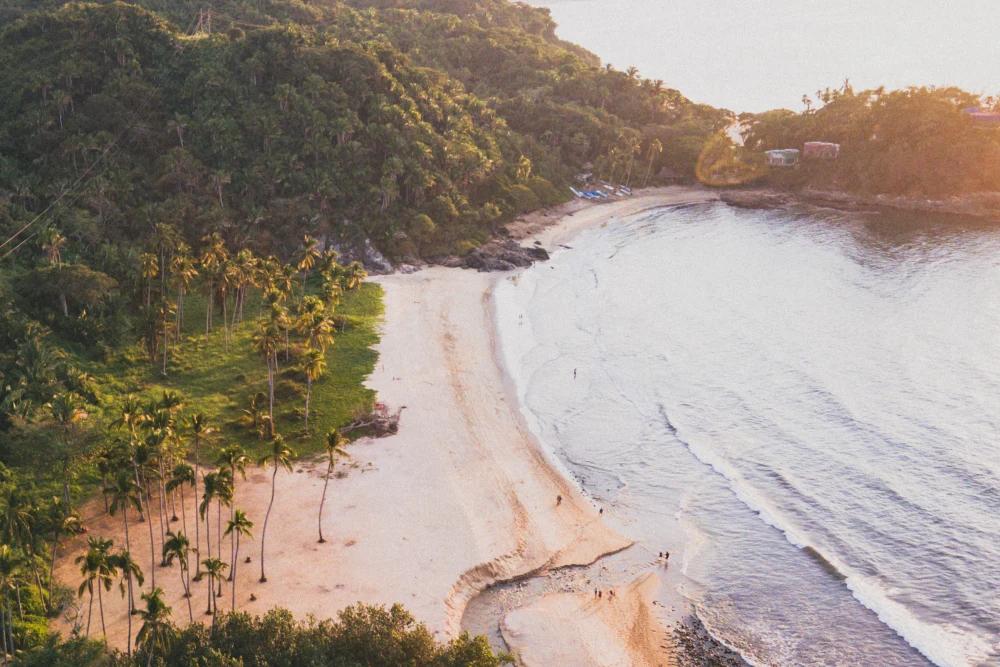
top-left (88, 281), bottom-right (384, 462)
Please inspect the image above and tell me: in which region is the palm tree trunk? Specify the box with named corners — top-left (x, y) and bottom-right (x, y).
top-left (222, 292), bottom-right (229, 352)
top-left (13, 582), bottom-right (21, 620)
top-left (125, 573), bottom-right (133, 655)
top-left (228, 492), bottom-right (235, 581)
top-left (5, 589), bottom-right (13, 657)
top-left (232, 534), bottom-right (239, 611)
top-left (47, 529), bottom-right (61, 606)
top-left (0, 590), bottom-right (7, 662)
top-left (98, 585), bottom-right (106, 642)
top-left (194, 445), bottom-right (200, 576)
top-left (123, 508), bottom-right (134, 611)
top-left (644, 158), bottom-right (654, 188)
top-left (86, 586), bottom-right (93, 637)
top-left (318, 460), bottom-right (331, 543)
top-left (162, 308), bottom-right (169, 376)
top-left (180, 486), bottom-right (187, 535)
top-left (260, 466), bottom-right (277, 583)
top-left (206, 573), bottom-right (213, 615)
top-left (267, 359), bottom-right (275, 438)
top-left (304, 378), bottom-right (311, 433)
top-left (181, 568), bottom-right (192, 622)
top-left (146, 488), bottom-right (156, 589)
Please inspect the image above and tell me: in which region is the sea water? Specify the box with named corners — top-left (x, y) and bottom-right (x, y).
top-left (493, 202), bottom-right (1000, 666)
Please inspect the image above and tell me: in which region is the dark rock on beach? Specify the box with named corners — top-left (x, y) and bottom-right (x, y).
top-left (461, 239), bottom-right (550, 272)
top-left (719, 190), bottom-right (790, 210)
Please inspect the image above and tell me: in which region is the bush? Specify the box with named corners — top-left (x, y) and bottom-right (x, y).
top-left (507, 184), bottom-right (540, 213)
top-left (274, 379), bottom-right (305, 401)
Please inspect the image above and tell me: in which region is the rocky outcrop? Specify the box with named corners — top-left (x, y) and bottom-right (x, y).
top-left (719, 189), bottom-right (791, 210)
top-left (461, 239), bottom-right (550, 272)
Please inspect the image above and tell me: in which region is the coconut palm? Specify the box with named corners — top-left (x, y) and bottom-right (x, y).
top-left (103, 470), bottom-right (142, 610)
top-left (45, 498), bottom-right (82, 607)
top-left (643, 138), bottom-right (663, 188)
top-left (251, 321), bottom-right (282, 437)
top-left (200, 558), bottom-right (228, 618)
top-left (294, 235), bottom-right (322, 301)
top-left (140, 253), bottom-right (158, 307)
top-left (112, 549), bottom-right (144, 655)
top-left (198, 472), bottom-right (220, 585)
top-left (216, 445), bottom-right (248, 577)
top-left (258, 435), bottom-right (295, 583)
top-left (75, 536), bottom-right (116, 641)
top-left (166, 463), bottom-right (195, 537)
top-left (187, 413), bottom-right (214, 574)
top-left (47, 391), bottom-right (88, 513)
top-left (199, 233), bottom-right (228, 336)
top-left (136, 587), bottom-right (172, 667)
top-left (132, 441), bottom-right (161, 588)
top-left (170, 248), bottom-right (199, 334)
top-left (242, 392), bottom-right (270, 440)
top-left (213, 470), bottom-right (233, 597)
top-left (338, 262), bottom-right (367, 332)
top-left (318, 430), bottom-right (349, 544)
top-left (223, 510), bottom-right (254, 611)
top-left (37, 226), bottom-right (66, 267)
top-left (301, 348), bottom-right (326, 435)
top-left (163, 531), bottom-right (193, 622)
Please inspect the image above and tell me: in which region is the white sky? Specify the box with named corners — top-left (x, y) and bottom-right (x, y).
top-left (523, 0), bottom-right (1000, 112)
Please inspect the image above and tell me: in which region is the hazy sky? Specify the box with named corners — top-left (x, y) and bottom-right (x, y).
top-left (523, 0), bottom-right (1000, 112)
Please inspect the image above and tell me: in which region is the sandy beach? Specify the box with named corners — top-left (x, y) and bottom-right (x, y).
top-left (53, 186), bottom-right (716, 665)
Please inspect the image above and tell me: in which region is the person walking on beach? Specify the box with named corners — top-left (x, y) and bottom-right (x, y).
top-left (556, 494), bottom-right (563, 506)
top-left (574, 368), bottom-right (577, 378)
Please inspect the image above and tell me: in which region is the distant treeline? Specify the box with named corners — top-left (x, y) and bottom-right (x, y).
top-left (739, 85), bottom-right (1000, 197)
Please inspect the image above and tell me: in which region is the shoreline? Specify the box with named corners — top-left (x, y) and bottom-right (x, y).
top-left (719, 186), bottom-right (1000, 220)
top-left (52, 186), bottom-right (716, 666)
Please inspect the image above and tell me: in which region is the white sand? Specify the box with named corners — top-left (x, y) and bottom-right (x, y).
top-left (501, 573), bottom-right (675, 667)
top-left (53, 186), bottom-right (715, 663)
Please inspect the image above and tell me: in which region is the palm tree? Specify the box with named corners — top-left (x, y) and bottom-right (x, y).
top-left (251, 321), bottom-right (282, 437)
top-left (163, 531), bottom-right (193, 622)
top-left (339, 262), bottom-right (367, 332)
top-left (103, 470), bottom-right (142, 609)
top-left (216, 446), bottom-right (248, 577)
top-left (0, 545), bottom-right (24, 658)
top-left (170, 250), bottom-right (199, 335)
top-left (140, 253), bottom-right (158, 307)
top-left (136, 587), bottom-right (172, 667)
top-left (643, 138), bottom-right (663, 188)
top-left (318, 430), bottom-right (349, 544)
top-left (37, 226), bottom-right (66, 267)
top-left (301, 348), bottom-right (326, 434)
top-left (45, 498), bottom-right (81, 607)
top-left (132, 442), bottom-right (160, 588)
top-left (213, 470), bottom-right (233, 598)
top-left (258, 435), bottom-right (295, 583)
top-left (166, 463), bottom-right (195, 537)
top-left (187, 413), bottom-right (214, 574)
top-left (200, 558), bottom-right (228, 618)
top-left (199, 472), bottom-right (220, 585)
top-left (75, 536), bottom-right (115, 641)
top-left (47, 391), bottom-right (88, 512)
top-left (112, 550), bottom-right (144, 655)
top-left (294, 235), bottom-right (322, 301)
top-left (242, 392), bottom-right (270, 440)
top-left (199, 233), bottom-right (228, 336)
top-left (223, 510), bottom-right (254, 611)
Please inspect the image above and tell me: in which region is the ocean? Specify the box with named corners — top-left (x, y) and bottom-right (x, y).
top-left (492, 202), bottom-right (1000, 666)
